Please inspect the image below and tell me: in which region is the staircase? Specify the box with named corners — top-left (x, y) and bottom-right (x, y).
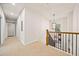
top-left (46, 29), bottom-right (79, 56)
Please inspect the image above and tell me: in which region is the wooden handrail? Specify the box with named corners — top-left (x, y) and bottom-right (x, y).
top-left (49, 31), bottom-right (79, 34)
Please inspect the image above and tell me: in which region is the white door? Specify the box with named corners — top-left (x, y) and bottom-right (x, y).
top-left (8, 23), bottom-right (15, 37)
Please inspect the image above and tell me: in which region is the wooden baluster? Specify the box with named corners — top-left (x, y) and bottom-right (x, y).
top-left (48, 31), bottom-right (79, 56)
top-left (57, 33), bottom-right (59, 49)
top-left (65, 34), bottom-right (67, 52)
top-left (60, 34), bottom-right (61, 49)
top-left (76, 34), bottom-right (77, 56)
top-left (55, 33), bottom-right (57, 48)
top-left (68, 34), bottom-right (70, 53)
top-left (63, 34), bottom-right (64, 51)
top-left (54, 33), bottom-right (55, 47)
top-left (72, 34), bottom-right (73, 55)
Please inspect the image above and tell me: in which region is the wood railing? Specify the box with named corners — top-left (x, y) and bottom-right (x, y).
top-left (46, 29), bottom-right (79, 56)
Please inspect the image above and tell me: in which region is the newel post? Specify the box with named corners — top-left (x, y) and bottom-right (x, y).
top-left (46, 29), bottom-right (48, 46)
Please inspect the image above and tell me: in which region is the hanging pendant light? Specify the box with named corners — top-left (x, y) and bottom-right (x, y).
top-left (52, 13), bottom-right (56, 24)
top-left (49, 7), bottom-right (56, 31)
top-left (51, 13), bottom-right (56, 30)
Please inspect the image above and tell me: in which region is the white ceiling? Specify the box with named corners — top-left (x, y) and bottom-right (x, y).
top-left (0, 3), bottom-right (76, 21)
top-left (25, 3), bottom-right (75, 19)
top-left (1, 3), bottom-right (25, 21)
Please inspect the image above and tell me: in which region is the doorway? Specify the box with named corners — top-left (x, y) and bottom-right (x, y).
top-left (7, 23), bottom-right (16, 37)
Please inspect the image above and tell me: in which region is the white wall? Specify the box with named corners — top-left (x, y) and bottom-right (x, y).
top-left (25, 8), bottom-right (45, 45)
top-left (5, 22), bottom-right (8, 39)
top-left (16, 7), bottom-right (49, 45)
top-left (72, 4), bottom-right (79, 32)
top-left (55, 11), bottom-right (73, 32)
top-left (20, 8), bottom-right (25, 45)
top-left (0, 6), bottom-right (6, 44)
top-left (72, 4), bottom-right (79, 55)
top-left (41, 19), bottom-right (49, 45)
top-left (16, 8), bottom-right (25, 45)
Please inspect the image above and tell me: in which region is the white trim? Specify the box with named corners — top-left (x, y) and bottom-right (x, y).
top-left (48, 45), bottom-right (72, 56)
top-left (19, 39), bottom-right (25, 45)
top-left (24, 39), bottom-right (39, 45)
top-left (19, 38), bottom-right (39, 46)
top-left (16, 37), bottom-right (26, 45)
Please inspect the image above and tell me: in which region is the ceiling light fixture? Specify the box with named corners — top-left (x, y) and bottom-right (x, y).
top-left (10, 12), bottom-right (14, 15)
top-left (12, 3), bottom-right (15, 6)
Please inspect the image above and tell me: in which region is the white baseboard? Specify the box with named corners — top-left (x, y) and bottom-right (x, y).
top-left (24, 39), bottom-right (39, 46)
top-left (19, 38), bottom-right (39, 46)
top-left (16, 36), bottom-right (25, 45)
top-left (21, 40), bottom-right (25, 45)
top-left (20, 39), bottom-right (26, 45)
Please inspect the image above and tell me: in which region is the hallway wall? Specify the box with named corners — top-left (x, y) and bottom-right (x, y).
top-left (55, 11), bottom-right (73, 32)
top-left (25, 8), bottom-right (41, 45)
top-left (72, 4), bottom-right (79, 55)
top-left (24, 7), bottom-right (49, 45)
top-left (16, 7), bottom-right (49, 45)
top-left (0, 6), bottom-right (6, 44)
top-left (16, 8), bottom-right (25, 45)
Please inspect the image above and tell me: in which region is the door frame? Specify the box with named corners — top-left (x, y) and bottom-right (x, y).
top-left (0, 16), bottom-right (1, 44)
top-left (7, 22), bottom-right (16, 37)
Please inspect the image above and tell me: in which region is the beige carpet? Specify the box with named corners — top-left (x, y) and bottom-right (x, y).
top-left (0, 37), bottom-right (71, 56)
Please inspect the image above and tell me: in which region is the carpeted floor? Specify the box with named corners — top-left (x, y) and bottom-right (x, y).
top-left (0, 37), bottom-right (71, 56)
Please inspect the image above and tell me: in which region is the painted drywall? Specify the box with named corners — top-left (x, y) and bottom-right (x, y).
top-left (16, 8), bottom-right (25, 45)
top-left (40, 19), bottom-right (49, 45)
top-left (16, 15), bottom-right (20, 41)
top-left (72, 4), bottom-right (79, 55)
top-left (21, 6), bottom-right (73, 46)
top-left (55, 11), bottom-right (73, 32)
top-left (72, 4), bottom-right (79, 32)
top-left (0, 6), bottom-right (6, 44)
top-left (20, 8), bottom-right (25, 45)
top-left (13, 6), bottom-right (49, 45)
top-left (5, 22), bottom-right (8, 39)
top-left (16, 6), bottom-right (49, 45)
top-left (25, 8), bottom-right (41, 45)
